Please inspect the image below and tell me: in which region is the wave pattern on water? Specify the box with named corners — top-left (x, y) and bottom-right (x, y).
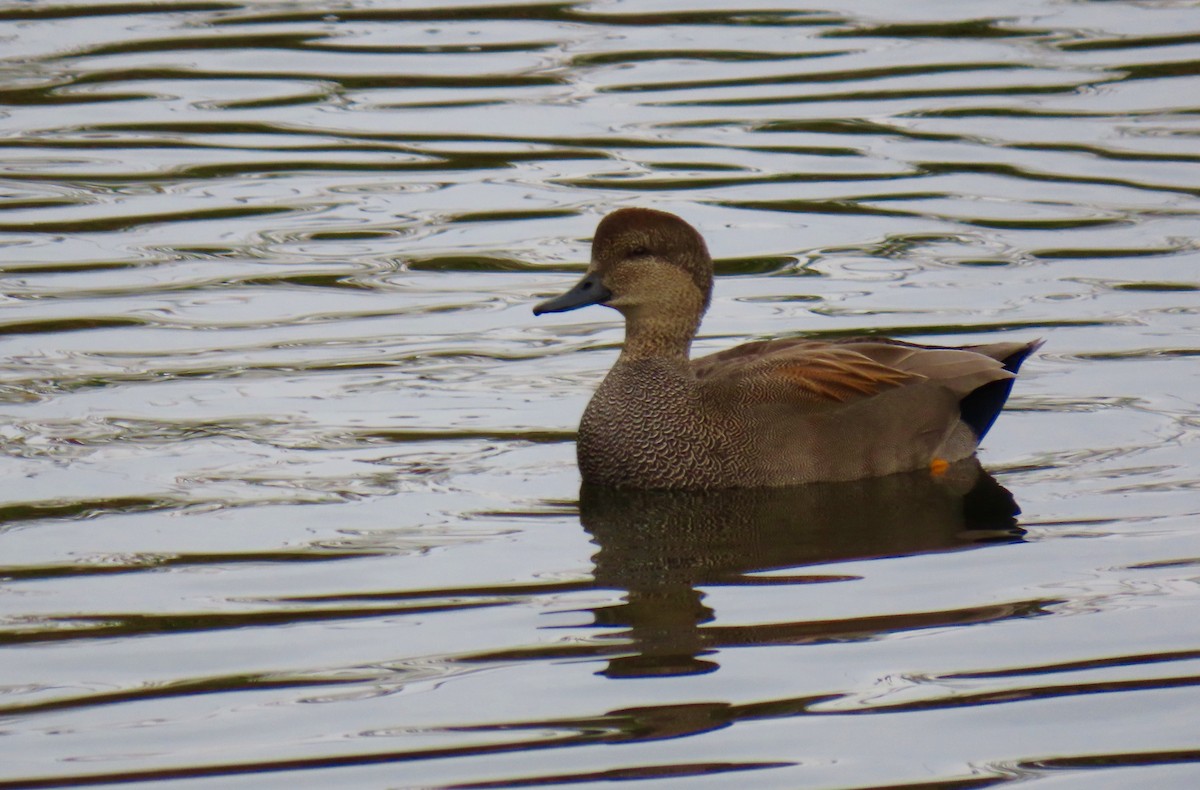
top-left (1, 1), bottom-right (1200, 787)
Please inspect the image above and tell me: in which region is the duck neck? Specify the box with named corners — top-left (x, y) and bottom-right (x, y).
top-left (618, 311), bottom-right (698, 364)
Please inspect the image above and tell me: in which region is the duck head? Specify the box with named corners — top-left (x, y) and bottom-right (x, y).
top-left (533, 208), bottom-right (714, 322)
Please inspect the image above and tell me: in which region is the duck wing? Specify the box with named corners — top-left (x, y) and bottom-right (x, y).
top-left (692, 339), bottom-right (919, 406)
top-left (691, 337), bottom-right (1024, 413)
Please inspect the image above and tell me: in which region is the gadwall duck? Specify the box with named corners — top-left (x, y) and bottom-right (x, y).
top-left (534, 208), bottom-right (1042, 489)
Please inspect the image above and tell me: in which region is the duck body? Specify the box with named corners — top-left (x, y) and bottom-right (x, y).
top-left (535, 208), bottom-right (1041, 490)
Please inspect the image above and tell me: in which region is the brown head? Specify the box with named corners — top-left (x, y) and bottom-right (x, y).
top-left (533, 208), bottom-right (714, 356)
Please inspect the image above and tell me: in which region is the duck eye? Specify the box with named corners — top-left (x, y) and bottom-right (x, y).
top-left (628, 246), bottom-right (650, 258)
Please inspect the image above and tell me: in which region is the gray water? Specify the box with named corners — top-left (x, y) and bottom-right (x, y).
top-left (2, 1), bottom-right (1200, 787)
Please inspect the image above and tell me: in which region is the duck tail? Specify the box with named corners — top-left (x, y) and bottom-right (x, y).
top-left (959, 338), bottom-right (1044, 440)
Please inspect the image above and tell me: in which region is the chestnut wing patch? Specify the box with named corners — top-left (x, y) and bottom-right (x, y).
top-left (693, 342), bottom-right (920, 405)
top-left (770, 349), bottom-right (917, 402)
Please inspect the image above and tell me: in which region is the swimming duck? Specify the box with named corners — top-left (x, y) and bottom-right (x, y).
top-left (534, 208), bottom-right (1041, 489)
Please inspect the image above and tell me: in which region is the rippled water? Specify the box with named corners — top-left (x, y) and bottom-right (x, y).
top-left (2, 1), bottom-right (1199, 787)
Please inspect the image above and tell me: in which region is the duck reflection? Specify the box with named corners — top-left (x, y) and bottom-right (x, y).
top-left (580, 460), bottom-right (1023, 678)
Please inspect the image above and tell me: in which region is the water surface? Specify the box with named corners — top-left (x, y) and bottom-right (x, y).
top-left (2, 1), bottom-right (1200, 787)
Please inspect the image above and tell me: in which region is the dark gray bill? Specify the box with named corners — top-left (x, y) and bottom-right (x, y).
top-left (533, 272), bottom-right (612, 315)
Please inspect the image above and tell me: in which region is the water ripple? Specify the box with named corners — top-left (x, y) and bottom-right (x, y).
top-left (2, 1), bottom-right (1199, 788)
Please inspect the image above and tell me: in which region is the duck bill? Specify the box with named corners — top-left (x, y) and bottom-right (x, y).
top-left (533, 272), bottom-right (612, 315)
